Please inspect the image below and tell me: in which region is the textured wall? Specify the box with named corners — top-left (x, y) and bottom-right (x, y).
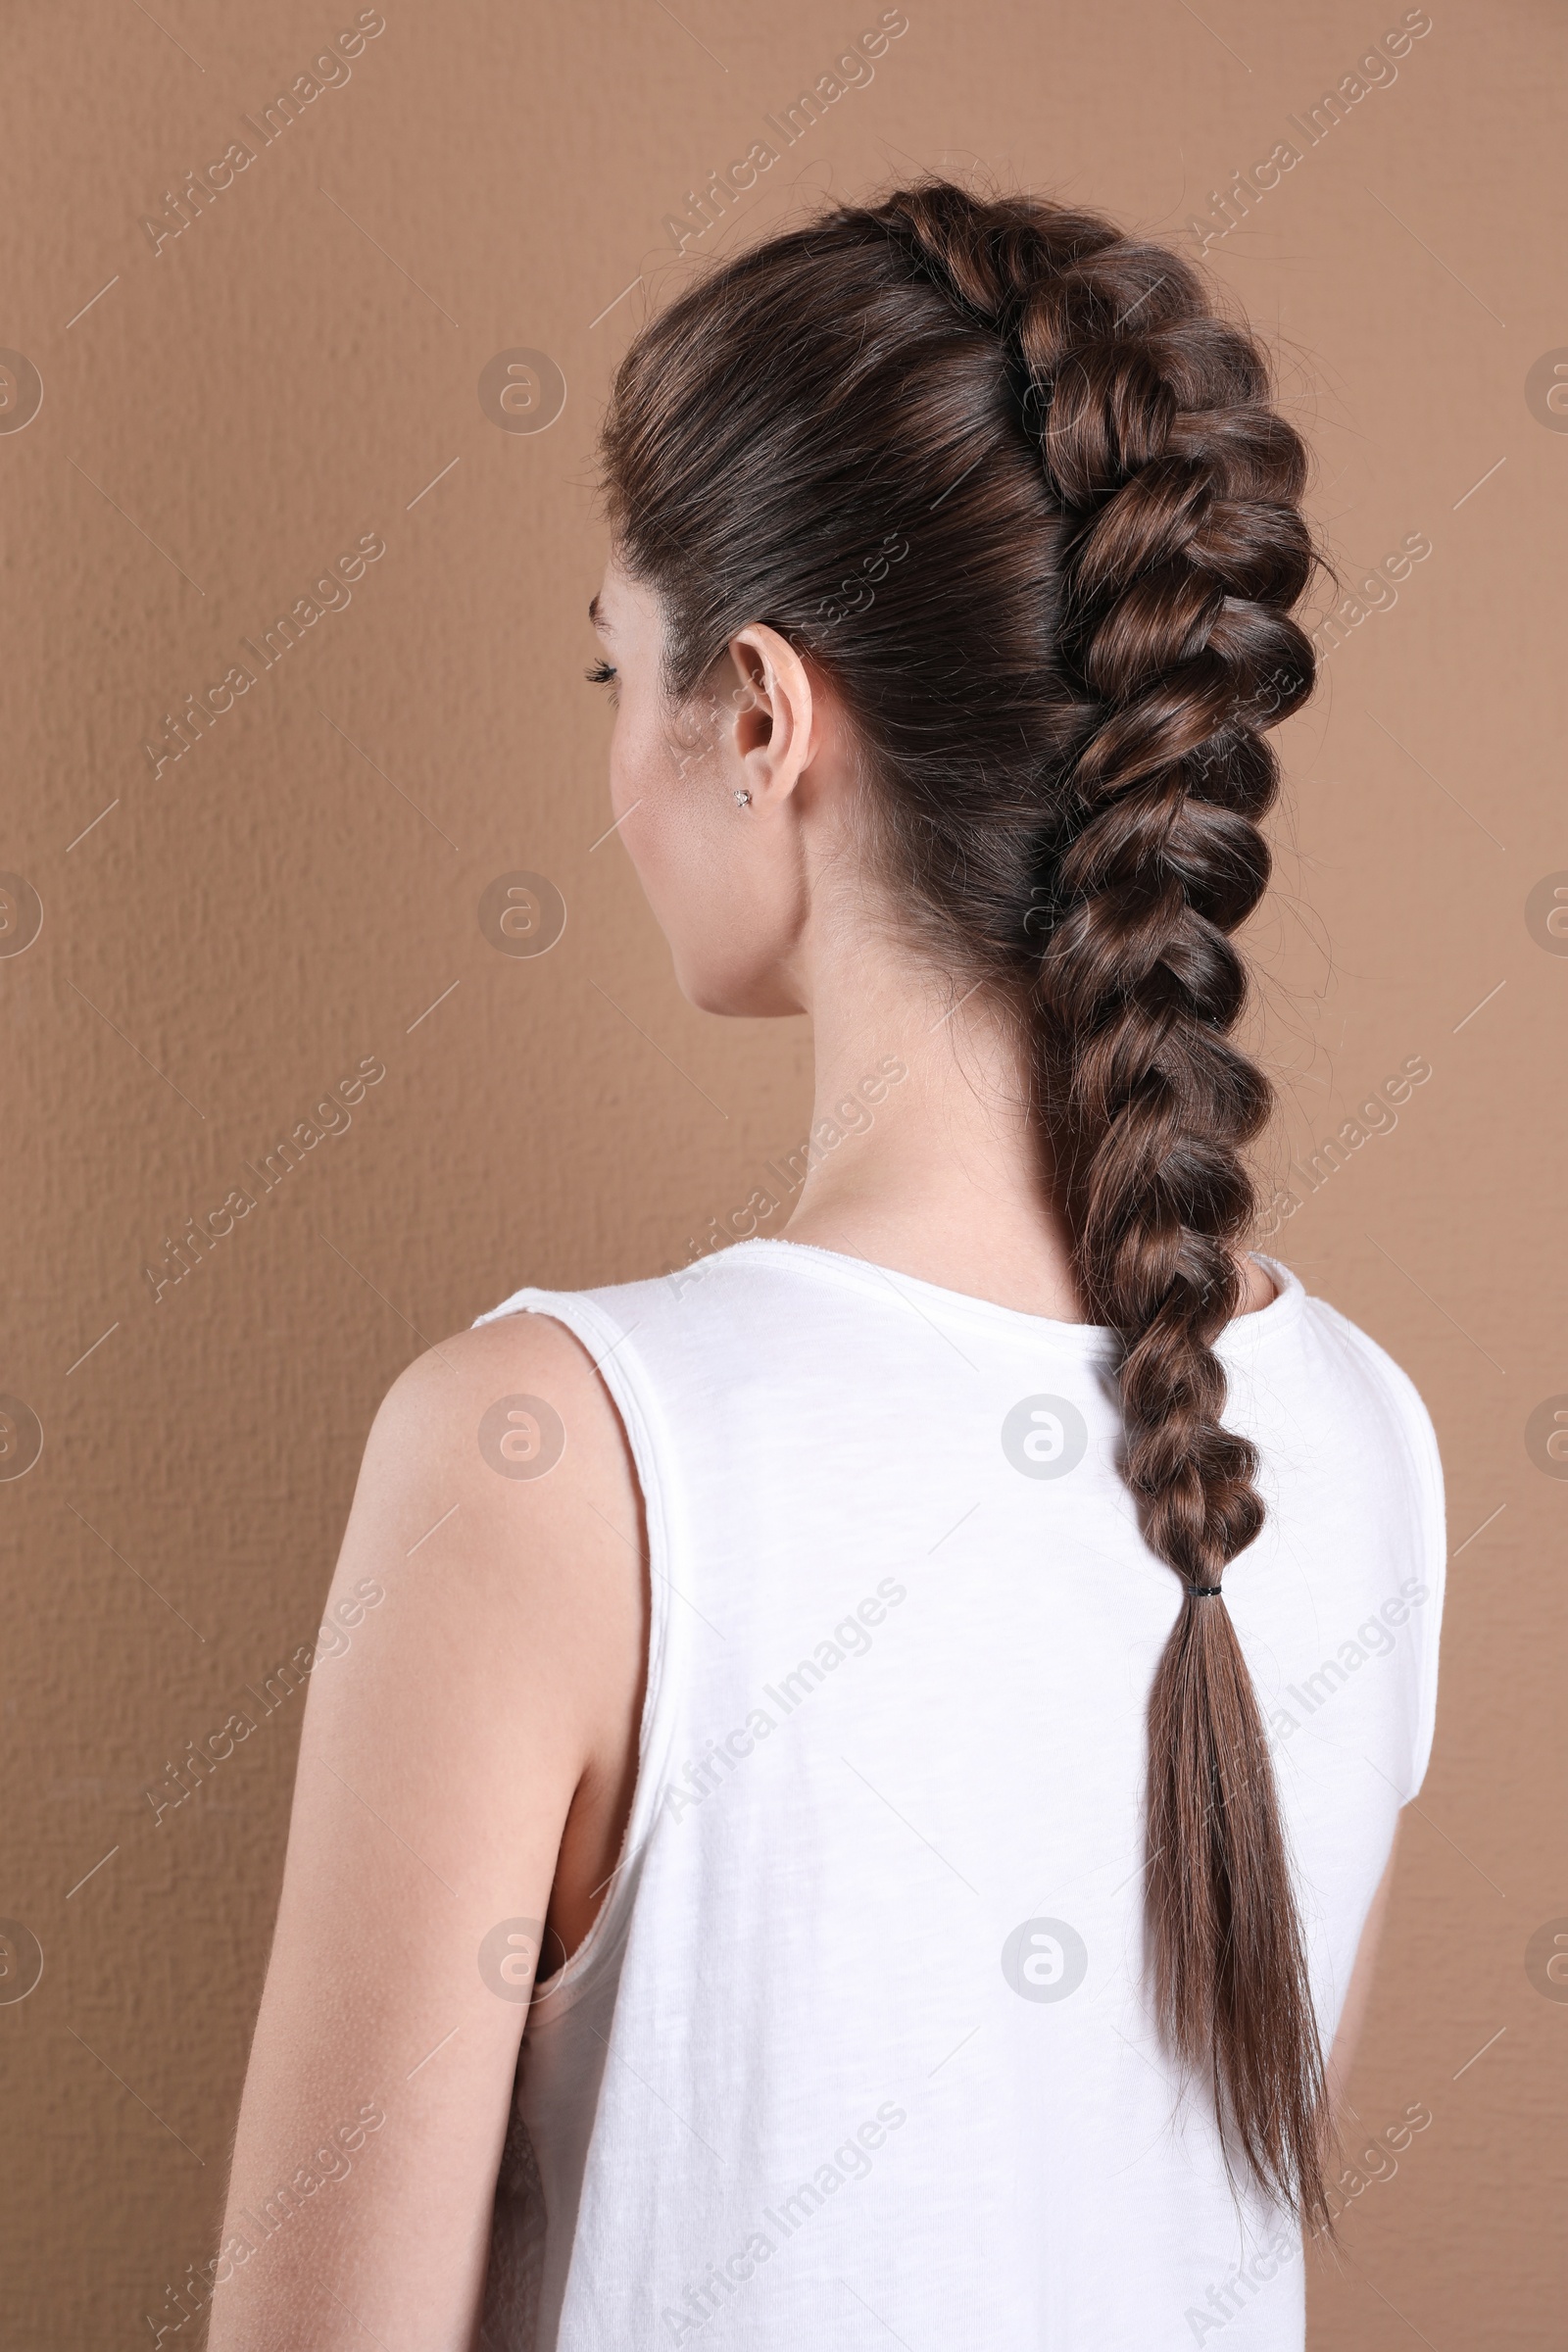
top-left (1, 0), bottom-right (1562, 2342)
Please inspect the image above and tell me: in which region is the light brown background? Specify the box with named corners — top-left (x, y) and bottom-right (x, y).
top-left (1, 0), bottom-right (1563, 2342)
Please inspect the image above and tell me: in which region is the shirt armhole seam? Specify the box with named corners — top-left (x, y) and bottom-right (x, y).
top-left (469, 1287), bottom-right (681, 2014)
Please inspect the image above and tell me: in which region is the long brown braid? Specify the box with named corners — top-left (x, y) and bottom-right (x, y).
top-left (600, 177), bottom-right (1331, 2228)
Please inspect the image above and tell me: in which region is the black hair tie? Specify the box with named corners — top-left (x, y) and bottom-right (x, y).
top-left (1188, 1584), bottom-right (1224, 1598)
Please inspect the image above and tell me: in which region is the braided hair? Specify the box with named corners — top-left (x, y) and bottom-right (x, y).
top-left (599, 178), bottom-right (1330, 2228)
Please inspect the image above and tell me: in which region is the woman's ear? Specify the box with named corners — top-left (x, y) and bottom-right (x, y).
top-left (723, 624), bottom-right (815, 808)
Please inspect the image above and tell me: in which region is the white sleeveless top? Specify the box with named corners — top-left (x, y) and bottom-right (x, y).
top-left (472, 1239), bottom-right (1446, 2352)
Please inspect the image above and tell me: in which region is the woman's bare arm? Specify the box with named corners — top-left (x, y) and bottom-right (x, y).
top-left (205, 1310), bottom-right (645, 2352)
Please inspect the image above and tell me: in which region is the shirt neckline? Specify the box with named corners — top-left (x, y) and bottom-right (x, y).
top-left (726, 1235), bottom-right (1305, 1356)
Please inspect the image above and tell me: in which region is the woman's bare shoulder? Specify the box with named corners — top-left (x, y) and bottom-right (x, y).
top-left (313, 1304), bottom-right (646, 1789)
top-left (1236, 1252), bottom-right (1281, 1316)
top-left (366, 1306), bottom-right (635, 1508)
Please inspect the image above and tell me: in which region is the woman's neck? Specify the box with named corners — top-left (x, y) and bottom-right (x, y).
top-left (779, 938), bottom-right (1092, 1321)
top-left (777, 931), bottom-right (1277, 1323)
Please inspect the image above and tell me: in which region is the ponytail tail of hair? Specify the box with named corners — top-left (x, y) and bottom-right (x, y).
top-left (1148, 1581), bottom-right (1331, 2224)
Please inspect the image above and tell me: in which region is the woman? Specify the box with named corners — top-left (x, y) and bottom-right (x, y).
top-left (209, 181), bottom-right (1446, 2351)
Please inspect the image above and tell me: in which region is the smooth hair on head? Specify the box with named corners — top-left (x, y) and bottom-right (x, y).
top-left (599, 176), bottom-right (1332, 2229)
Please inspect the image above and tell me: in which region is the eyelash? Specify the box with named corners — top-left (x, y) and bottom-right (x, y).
top-left (585, 658), bottom-right (618, 701)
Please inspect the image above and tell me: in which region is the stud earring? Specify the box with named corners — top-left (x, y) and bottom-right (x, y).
top-left (733, 788), bottom-right (752, 808)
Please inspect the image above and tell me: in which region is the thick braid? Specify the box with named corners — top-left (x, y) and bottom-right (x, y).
top-left (878, 188), bottom-right (1330, 2225)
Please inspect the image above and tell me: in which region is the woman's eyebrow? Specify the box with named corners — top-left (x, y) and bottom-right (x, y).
top-left (588, 594), bottom-right (611, 632)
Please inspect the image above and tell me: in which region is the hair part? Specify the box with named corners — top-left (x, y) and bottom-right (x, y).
top-left (599, 174), bottom-right (1334, 2229)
